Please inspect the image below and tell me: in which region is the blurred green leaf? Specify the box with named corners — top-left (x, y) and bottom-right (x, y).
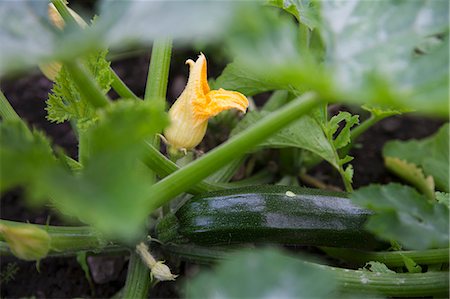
top-left (185, 248), bottom-right (337, 299)
top-left (0, 120), bottom-right (56, 200)
top-left (232, 111), bottom-right (337, 168)
top-left (383, 123), bottom-right (449, 192)
top-left (267, 0), bottom-right (320, 29)
top-left (0, 1), bottom-right (57, 75)
top-left (435, 192), bottom-right (449, 206)
top-left (96, 0), bottom-right (236, 49)
top-left (351, 183), bottom-right (449, 250)
top-left (46, 49), bottom-right (112, 124)
top-left (321, 0), bottom-right (449, 115)
top-left (49, 100), bottom-right (168, 241)
top-left (221, 5), bottom-right (332, 98)
top-left (0, 1), bottom-right (237, 76)
top-left (213, 61), bottom-right (280, 96)
top-left (0, 100), bottom-right (168, 242)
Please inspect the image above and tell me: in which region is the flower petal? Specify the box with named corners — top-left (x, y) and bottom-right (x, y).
top-left (185, 53), bottom-right (210, 98)
top-left (193, 88), bottom-right (249, 123)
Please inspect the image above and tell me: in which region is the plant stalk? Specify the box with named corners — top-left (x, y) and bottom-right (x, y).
top-left (145, 92), bottom-right (321, 212)
top-left (145, 38), bottom-right (172, 102)
top-left (0, 220), bottom-right (121, 256)
top-left (321, 247), bottom-right (450, 267)
top-left (162, 244), bottom-right (449, 298)
top-left (121, 253), bottom-right (151, 299)
top-left (0, 90), bottom-right (20, 122)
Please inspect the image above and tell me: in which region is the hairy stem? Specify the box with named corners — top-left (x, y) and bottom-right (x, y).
top-left (145, 38), bottom-right (172, 102)
top-left (162, 244), bottom-right (449, 298)
top-left (321, 247), bottom-right (450, 267)
top-left (121, 253), bottom-right (151, 299)
top-left (0, 220), bottom-right (121, 256)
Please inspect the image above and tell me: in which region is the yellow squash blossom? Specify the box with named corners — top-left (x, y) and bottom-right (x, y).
top-left (40, 3), bottom-right (87, 81)
top-left (164, 53), bottom-right (248, 152)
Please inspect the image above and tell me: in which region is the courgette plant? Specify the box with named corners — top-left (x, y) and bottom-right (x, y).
top-left (0, 0), bottom-right (449, 298)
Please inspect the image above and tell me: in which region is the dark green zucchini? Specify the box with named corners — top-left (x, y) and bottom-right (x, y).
top-left (157, 185), bottom-right (381, 249)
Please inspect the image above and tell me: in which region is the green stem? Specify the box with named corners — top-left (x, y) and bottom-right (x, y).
top-left (143, 141), bottom-right (221, 194)
top-left (145, 92), bottom-right (321, 212)
top-left (144, 38), bottom-right (172, 185)
top-left (321, 247), bottom-right (450, 267)
top-left (0, 90), bottom-right (20, 122)
top-left (121, 253), bottom-right (151, 299)
top-left (78, 129), bottom-right (90, 165)
top-left (145, 38), bottom-right (172, 102)
top-left (0, 220), bottom-right (122, 256)
top-left (327, 265), bottom-right (448, 297)
top-left (162, 244), bottom-right (449, 298)
top-left (64, 61), bottom-right (110, 108)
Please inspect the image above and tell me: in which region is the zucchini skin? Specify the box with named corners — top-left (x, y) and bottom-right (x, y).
top-left (159, 186), bottom-right (381, 249)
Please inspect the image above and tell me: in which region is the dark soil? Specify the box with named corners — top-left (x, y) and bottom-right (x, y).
top-left (0, 51), bottom-right (445, 298)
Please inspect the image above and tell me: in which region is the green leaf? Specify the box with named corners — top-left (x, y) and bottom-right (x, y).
top-left (266, 0), bottom-right (320, 30)
top-left (185, 248), bottom-right (337, 299)
top-left (49, 100), bottom-right (168, 241)
top-left (221, 5), bottom-right (332, 98)
top-left (326, 111), bottom-right (359, 149)
top-left (96, 1), bottom-right (236, 48)
top-left (0, 1), bottom-right (56, 75)
top-left (351, 183), bottom-right (449, 250)
top-left (46, 49), bottom-right (112, 124)
top-left (383, 123), bottom-right (449, 192)
top-left (362, 261), bottom-right (395, 274)
top-left (401, 255), bottom-right (422, 273)
top-left (361, 105), bottom-right (406, 119)
top-left (321, 0), bottom-right (449, 115)
top-left (1, 101), bottom-right (168, 243)
top-left (232, 110), bottom-right (337, 168)
top-left (384, 157), bottom-right (435, 200)
top-left (435, 192), bottom-right (449, 206)
top-left (0, 120), bottom-right (56, 200)
top-left (212, 61), bottom-right (280, 96)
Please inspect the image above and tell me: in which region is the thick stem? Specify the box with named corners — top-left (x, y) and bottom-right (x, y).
top-left (64, 61), bottom-right (110, 108)
top-left (0, 220), bottom-right (121, 256)
top-left (121, 253), bottom-right (151, 299)
top-left (145, 38), bottom-right (172, 102)
top-left (321, 247), bottom-right (450, 267)
top-left (145, 93), bottom-right (321, 212)
top-left (143, 141), bottom-right (221, 194)
top-left (0, 90), bottom-right (20, 122)
top-left (162, 244), bottom-right (449, 298)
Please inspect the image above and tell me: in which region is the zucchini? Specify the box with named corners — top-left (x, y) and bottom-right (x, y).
top-left (157, 185), bottom-right (381, 249)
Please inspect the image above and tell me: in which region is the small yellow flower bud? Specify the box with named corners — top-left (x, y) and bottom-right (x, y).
top-left (151, 261), bottom-right (178, 281)
top-left (0, 224), bottom-right (51, 261)
top-left (135, 242), bottom-right (178, 282)
top-left (164, 53), bottom-right (248, 152)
